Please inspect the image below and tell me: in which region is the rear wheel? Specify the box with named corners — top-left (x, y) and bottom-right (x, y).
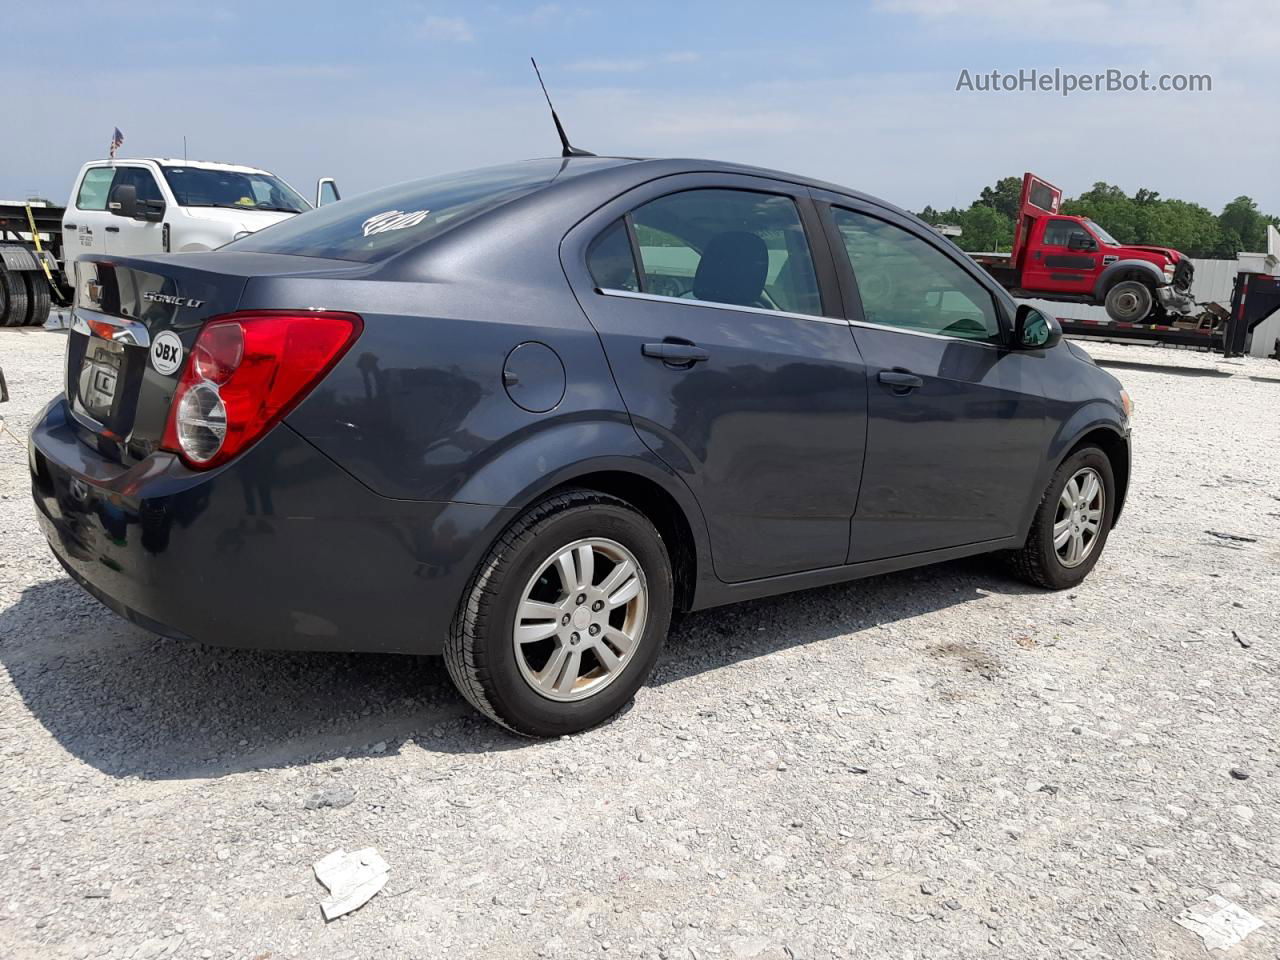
top-left (1008, 446), bottom-right (1116, 589)
top-left (22, 271), bottom-right (51, 327)
top-left (444, 490), bottom-right (673, 737)
top-left (0, 267), bottom-right (28, 327)
top-left (1104, 280), bottom-right (1153, 323)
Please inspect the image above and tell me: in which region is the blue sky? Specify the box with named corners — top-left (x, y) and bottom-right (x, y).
top-left (6, 0), bottom-right (1276, 215)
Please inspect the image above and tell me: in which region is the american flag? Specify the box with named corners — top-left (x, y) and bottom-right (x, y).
top-left (109, 127), bottom-right (124, 160)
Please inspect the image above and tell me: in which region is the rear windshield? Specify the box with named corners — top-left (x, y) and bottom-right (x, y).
top-left (225, 160), bottom-right (609, 263)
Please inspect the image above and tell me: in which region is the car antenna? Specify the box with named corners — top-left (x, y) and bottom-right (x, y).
top-left (530, 57), bottom-right (595, 158)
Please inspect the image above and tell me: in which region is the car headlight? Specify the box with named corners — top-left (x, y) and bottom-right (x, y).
top-left (1120, 388), bottom-right (1134, 422)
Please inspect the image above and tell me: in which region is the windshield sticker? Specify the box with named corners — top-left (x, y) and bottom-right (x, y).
top-left (362, 209), bottom-right (430, 237)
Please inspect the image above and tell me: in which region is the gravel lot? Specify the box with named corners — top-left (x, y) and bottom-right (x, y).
top-left (2, 325), bottom-right (1278, 959)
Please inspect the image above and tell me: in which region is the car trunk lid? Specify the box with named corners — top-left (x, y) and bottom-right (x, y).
top-left (66, 252), bottom-right (358, 465)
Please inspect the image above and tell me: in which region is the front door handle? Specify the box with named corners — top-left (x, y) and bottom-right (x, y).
top-left (878, 370), bottom-right (923, 391)
top-left (104, 226), bottom-right (120, 233)
top-left (642, 341), bottom-right (709, 364)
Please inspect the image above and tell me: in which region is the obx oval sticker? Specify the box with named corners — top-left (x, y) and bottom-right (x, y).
top-left (150, 331), bottom-right (185, 376)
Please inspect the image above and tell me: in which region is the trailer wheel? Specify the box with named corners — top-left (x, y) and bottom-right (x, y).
top-left (1104, 280), bottom-right (1153, 323)
top-left (22, 271), bottom-right (51, 327)
top-left (0, 267), bottom-right (29, 327)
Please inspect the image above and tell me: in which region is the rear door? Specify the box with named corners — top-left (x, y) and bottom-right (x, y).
top-left (63, 166), bottom-right (117, 273)
top-left (816, 194), bottom-right (1050, 561)
top-left (1022, 217), bottom-right (1100, 295)
top-left (562, 174), bottom-right (868, 583)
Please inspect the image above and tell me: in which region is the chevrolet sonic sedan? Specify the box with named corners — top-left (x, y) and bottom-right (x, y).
top-left (30, 157), bottom-right (1131, 736)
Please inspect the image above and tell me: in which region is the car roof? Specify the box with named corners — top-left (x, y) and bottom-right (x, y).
top-left (86, 158), bottom-right (276, 175)
top-left (527, 155), bottom-right (911, 221)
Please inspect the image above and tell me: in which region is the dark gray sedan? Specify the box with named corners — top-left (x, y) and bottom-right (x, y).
top-left (29, 156), bottom-right (1130, 736)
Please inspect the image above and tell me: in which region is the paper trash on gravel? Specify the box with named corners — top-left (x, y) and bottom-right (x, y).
top-left (313, 847), bottom-right (389, 921)
top-left (1173, 895), bottom-right (1264, 950)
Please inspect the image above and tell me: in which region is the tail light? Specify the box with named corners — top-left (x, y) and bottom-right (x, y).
top-left (161, 310), bottom-right (362, 469)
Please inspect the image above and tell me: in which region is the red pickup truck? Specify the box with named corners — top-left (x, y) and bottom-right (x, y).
top-left (971, 172), bottom-right (1195, 324)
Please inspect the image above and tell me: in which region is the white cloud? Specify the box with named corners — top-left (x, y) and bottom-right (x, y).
top-left (418, 15), bottom-right (474, 43)
top-left (565, 58), bottom-right (648, 73)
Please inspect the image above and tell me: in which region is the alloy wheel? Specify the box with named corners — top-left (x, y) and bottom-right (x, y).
top-left (1054, 467), bottom-right (1104, 568)
top-left (512, 538), bottom-right (648, 702)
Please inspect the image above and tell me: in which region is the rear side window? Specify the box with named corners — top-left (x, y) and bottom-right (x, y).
top-left (226, 161), bottom-right (574, 263)
top-left (76, 168), bottom-right (115, 210)
top-left (587, 219), bottom-right (639, 292)
top-left (833, 208), bottom-right (1001, 344)
top-left (626, 189), bottom-right (821, 315)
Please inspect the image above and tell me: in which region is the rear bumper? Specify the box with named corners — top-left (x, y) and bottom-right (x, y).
top-left (29, 396), bottom-right (511, 654)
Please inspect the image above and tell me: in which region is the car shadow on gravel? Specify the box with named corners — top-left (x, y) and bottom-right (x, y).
top-left (1092, 357), bottom-right (1233, 378)
top-left (1, 559), bottom-right (1030, 780)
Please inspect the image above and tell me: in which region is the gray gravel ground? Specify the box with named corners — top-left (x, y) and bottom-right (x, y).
top-left (2, 325), bottom-right (1279, 960)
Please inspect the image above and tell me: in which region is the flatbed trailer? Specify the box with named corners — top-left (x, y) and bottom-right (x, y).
top-left (1055, 271), bottom-right (1280, 358)
top-left (0, 199), bottom-right (70, 326)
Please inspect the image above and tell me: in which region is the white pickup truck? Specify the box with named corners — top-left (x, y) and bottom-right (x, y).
top-left (62, 158), bottom-right (338, 278)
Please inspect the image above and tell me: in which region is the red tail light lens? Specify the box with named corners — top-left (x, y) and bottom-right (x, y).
top-left (161, 310), bottom-right (362, 469)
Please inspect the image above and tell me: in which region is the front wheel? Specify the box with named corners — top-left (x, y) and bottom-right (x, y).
top-left (444, 490), bottom-right (673, 737)
top-left (1008, 447), bottom-right (1116, 589)
top-left (1104, 280), bottom-right (1154, 323)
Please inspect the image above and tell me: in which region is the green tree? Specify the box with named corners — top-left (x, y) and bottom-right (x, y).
top-left (976, 176), bottom-right (1023, 220)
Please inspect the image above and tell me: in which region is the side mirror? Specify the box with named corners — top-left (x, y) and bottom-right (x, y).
top-left (1068, 234), bottom-right (1096, 251)
top-left (1015, 305), bottom-right (1062, 350)
top-left (108, 183), bottom-right (137, 219)
top-left (316, 178), bottom-right (340, 207)
top-left (139, 199), bottom-right (166, 222)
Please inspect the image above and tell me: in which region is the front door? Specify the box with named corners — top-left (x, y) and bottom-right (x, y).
top-left (819, 199), bottom-right (1051, 562)
top-left (106, 166), bottom-right (168, 258)
top-left (1023, 217), bottom-right (1100, 295)
top-left (565, 176), bottom-right (868, 583)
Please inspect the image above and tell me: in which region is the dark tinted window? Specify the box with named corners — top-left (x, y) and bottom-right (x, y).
top-left (629, 189), bottom-right (821, 315)
top-left (834, 208), bottom-right (1001, 344)
top-left (587, 219), bottom-right (638, 291)
top-left (111, 167), bottom-right (164, 204)
top-left (1043, 218), bottom-right (1085, 247)
top-left (162, 166), bottom-right (307, 213)
top-left (227, 160), bottom-right (625, 263)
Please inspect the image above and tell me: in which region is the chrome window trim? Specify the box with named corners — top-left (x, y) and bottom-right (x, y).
top-left (597, 288), bottom-right (851, 327)
top-left (70, 307), bottom-right (152, 348)
top-left (847, 317), bottom-right (1004, 350)
top-left (598, 287), bottom-right (1005, 347)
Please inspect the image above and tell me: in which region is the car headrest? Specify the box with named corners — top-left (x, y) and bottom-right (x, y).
top-left (693, 231), bottom-right (768, 307)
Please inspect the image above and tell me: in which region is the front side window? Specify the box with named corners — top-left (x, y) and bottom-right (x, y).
top-left (1042, 219), bottom-right (1077, 247)
top-left (626, 188), bottom-right (821, 315)
top-left (834, 208), bottom-right (1002, 344)
top-left (76, 168), bottom-right (116, 210)
top-left (111, 167), bottom-right (165, 205)
top-left (162, 166), bottom-right (308, 214)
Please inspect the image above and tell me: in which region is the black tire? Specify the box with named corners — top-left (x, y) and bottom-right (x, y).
top-left (0, 266), bottom-right (28, 327)
top-left (1104, 280), bottom-right (1153, 323)
top-left (1008, 446), bottom-right (1116, 590)
top-left (22, 271), bottom-right (51, 327)
top-left (444, 489), bottom-right (673, 737)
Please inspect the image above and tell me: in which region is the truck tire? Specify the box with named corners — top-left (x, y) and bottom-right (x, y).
top-left (22, 271), bottom-right (51, 327)
top-left (0, 267), bottom-right (29, 327)
top-left (1104, 280), bottom-right (1153, 323)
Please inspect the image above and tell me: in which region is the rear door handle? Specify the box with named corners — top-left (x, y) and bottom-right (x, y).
top-left (63, 224), bottom-right (77, 230)
top-left (878, 370), bottom-right (923, 390)
top-left (642, 342), bottom-right (709, 363)
top-left (104, 226), bottom-right (120, 233)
